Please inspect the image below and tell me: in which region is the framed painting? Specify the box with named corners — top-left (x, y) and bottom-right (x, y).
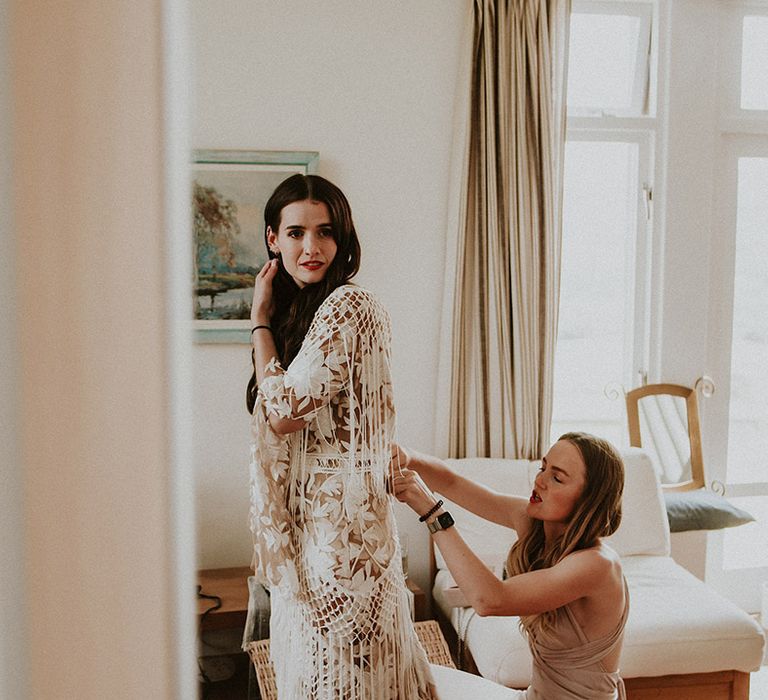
top-left (192, 149), bottom-right (319, 343)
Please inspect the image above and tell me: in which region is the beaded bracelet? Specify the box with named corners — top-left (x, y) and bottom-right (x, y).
top-left (418, 499), bottom-right (444, 523)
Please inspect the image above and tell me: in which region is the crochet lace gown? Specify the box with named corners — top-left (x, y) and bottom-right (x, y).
top-left (246, 285), bottom-right (436, 699)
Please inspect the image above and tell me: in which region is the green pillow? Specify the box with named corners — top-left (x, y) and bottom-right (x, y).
top-left (664, 490), bottom-right (755, 533)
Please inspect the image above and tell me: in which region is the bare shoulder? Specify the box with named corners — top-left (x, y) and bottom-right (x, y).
top-left (596, 541), bottom-right (623, 582)
top-left (569, 542), bottom-right (622, 576)
top-left (558, 542), bottom-right (624, 596)
top-left (565, 543), bottom-right (627, 649)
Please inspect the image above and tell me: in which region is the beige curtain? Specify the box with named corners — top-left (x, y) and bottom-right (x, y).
top-left (447, 0), bottom-right (570, 459)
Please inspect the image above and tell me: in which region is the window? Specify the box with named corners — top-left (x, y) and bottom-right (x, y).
top-left (740, 16), bottom-right (768, 110)
top-left (704, 0), bottom-right (768, 612)
top-left (551, 139), bottom-right (644, 446)
top-left (726, 157), bottom-right (768, 485)
top-left (567, 2), bottom-right (653, 116)
top-left (550, 0), bottom-right (656, 445)
top-left (719, 154), bottom-right (768, 579)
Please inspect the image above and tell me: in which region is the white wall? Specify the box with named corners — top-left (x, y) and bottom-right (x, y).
top-left (192, 1), bottom-right (469, 590)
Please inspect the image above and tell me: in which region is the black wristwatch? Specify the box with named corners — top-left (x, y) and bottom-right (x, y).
top-left (427, 511), bottom-right (455, 534)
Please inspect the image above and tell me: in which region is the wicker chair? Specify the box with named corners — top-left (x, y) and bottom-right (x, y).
top-left (247, 619), bottom-right (456, 700)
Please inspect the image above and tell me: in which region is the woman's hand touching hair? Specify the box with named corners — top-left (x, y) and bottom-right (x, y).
top-left (251, 258), bottom-right (279, 326)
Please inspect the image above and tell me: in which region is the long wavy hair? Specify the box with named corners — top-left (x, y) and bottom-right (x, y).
top-left (505, 432), bottom-right (624, 638)
top-left (246, 174), bottom-right (361, 414)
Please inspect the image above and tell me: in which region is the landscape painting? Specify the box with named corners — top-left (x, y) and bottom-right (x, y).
top-left (192, 150), bottom-right (319, 342)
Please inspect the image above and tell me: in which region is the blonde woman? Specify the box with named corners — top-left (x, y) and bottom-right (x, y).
top-left (392, 433), bottom-right (628, 700)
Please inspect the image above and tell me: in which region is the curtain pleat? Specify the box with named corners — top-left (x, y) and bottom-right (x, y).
top-left (447, 0), bottom-right (570, 459)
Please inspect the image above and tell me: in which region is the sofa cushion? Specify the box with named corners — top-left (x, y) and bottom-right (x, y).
top-left (618, 555), bottom-right (765, 675)
top-left (433, 555), bottom-right (766, 686)
top-left (604, 448), bottom-right (670, 557)
top-left (435, 458), bottom-right (530, 572)
top-left (429, 664), bottom-right (522, 699)
top-left (664, 489), bottom-right (755, 532)
top-left (435, 448), bottom-right (669, 572)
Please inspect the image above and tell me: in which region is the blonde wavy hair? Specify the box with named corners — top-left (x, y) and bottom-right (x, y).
top-left (504, 432), bottom-right (624, 638)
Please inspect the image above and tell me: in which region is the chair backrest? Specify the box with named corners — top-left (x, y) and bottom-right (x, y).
top-left (625, 382), bottom-right (706, 491)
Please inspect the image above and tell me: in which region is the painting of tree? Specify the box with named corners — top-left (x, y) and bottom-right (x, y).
top-left (192, 181), bottom-right (252, 320)
top-left (191, 150), bottom-right (318, 339)
top-left (194, 181), bottom-right (241, 273)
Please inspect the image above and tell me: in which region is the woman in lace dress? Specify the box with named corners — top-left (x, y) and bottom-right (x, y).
top-left (245, 174), bottom-right (435, 699)
top-left (392, 433), bottom-right (628, 700)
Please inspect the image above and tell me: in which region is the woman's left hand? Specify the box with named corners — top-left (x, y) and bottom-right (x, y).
top-left (392, 468), bottom-right (440, 518)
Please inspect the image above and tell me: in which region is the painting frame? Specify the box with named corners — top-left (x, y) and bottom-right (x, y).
top-left (192, 149), bottom-right (319, 343)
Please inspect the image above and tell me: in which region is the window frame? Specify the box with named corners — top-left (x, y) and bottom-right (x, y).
top-left (719, 2), bottom-right (768, 123)
top-left (550, 128), bottom-right (656, 444)
top-left (550, 0), bottom-right (661, 444)
top-left (568, 0), bottom-right (655, 117)
top-left (706, 134), bottom-right (768, 498)
top-left (702, 0), bottom-right (768, 610)
top-left (563, 128), bottom-right (655, 387)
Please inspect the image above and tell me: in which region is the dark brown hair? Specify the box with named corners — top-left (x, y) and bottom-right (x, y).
top-left (246, 174), bottom-right (361, 414)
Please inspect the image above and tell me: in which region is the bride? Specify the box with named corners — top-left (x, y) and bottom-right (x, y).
top-left (245, 173), bottom-right (436, 699)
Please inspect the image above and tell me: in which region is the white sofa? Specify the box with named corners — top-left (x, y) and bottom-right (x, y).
top-left (429, 448), bottom-right (766, 700)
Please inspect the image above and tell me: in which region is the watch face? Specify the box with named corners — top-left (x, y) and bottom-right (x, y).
top-left (437, 512), bottom-right (455, 528)
top-left (428, 510), bottom-right (455, 534)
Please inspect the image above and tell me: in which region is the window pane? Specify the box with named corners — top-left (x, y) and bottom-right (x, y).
top-left (568, 13), bottom-right (642, 113)
top-left (741, 16), bottom-right (768, 110)
top-left (551, 141), bottom-right (639, 446)
top-left (723, 496), bottom-right (768, 570)
top-left (727, 157), bottom-right (768, 483)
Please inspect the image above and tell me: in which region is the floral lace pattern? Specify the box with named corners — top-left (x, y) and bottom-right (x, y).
top-left (247, 285), bottom-right (436, 699)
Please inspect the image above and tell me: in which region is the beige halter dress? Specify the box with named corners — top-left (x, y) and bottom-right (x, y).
top-left (432, 579), bottom-right (629, 700)
top-left (524, 578), bottom-right (629, 699)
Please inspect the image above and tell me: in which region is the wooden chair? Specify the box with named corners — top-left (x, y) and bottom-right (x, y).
top-left (247, 619), bottom-right (456, 700)
top-left (624, 378), bottom-right (713, 491)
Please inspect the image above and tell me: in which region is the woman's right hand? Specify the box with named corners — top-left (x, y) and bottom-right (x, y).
top-left (251, 258), bottom-right (279, 325)
top-left (392, 468), bottom-right (439, 517)
top-left (389, 442), bottom-right (412, 478)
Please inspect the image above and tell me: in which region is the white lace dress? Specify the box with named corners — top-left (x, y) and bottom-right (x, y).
top-left (246, 285), bottom-right (436, 699)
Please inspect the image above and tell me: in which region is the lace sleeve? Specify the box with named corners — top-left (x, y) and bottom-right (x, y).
top-left (247, 424), bottom-right (298, 596)
top-left (258, 286), bottom-right (374, 422)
